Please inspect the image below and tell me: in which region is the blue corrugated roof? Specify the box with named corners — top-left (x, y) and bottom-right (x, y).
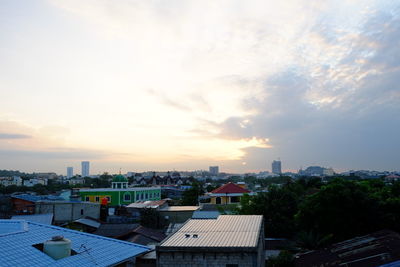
top-left (11, 214), bottom-right (53, 225)
top-left (379, 261), bottom-right (400, 267)
top-left (192, 210), bottom-right (220, 219)
top-left (12, 194), bottom-right (65, 202)
top-left (0, 220), bottom-right (150, 267)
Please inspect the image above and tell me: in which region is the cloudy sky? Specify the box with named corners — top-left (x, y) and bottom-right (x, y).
top-left (0, 0), bottom-right (399, 174)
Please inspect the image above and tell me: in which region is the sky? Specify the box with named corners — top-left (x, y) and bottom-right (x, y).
top-left (0, 0), bottom-right (399, 174)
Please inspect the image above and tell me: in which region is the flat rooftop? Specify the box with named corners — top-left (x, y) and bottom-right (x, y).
top-left (79, 187), bottom-right (160, 192)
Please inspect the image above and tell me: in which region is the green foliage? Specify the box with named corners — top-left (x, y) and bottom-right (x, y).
top-left (237, 177), bottom-right (400, 246)
top-left (139, 208), bottom-right (160, 229)
top-left (181, 181), bottom-right (204, 206)
top-left (267, 251), bottom-right (294, 267)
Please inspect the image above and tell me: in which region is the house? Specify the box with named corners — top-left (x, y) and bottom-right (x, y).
top-left (209, 182), bottom-right (252, 204)
top-left (157, 215), bottom-right (265, 267)
top-left (0, 219), bottom-right (150, 267)
top-left (23, 178), bottom-right (48, 187)
top-left (11, 194), bottom-right (65, 214)
top-left (11, 194), bottom-right (100, 224)
top-left (78, 175), bottom-right (161, 205)
top-left (295, 230), bottom-right (400, 267)
top-left (0, 176), bottom-right (22, 186)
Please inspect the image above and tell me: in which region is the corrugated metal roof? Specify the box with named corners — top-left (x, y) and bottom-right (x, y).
top-left (12, 194), bottom-right (64, 202)
top-left (160, 215), bottom-right (263, 248)
top-left (159, 206), bottom-right (199, 212)
top-left (0, 220), bottom-right (150, 267)
top-left (11, 214), bottom-right (53, 225)
top-left (192, 211), bottom-right (220, 219)
top-left (74, 218), bottom-right (101, 228)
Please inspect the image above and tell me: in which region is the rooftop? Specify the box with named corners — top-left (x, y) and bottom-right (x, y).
top-left (12, 194), bottom-right (65, 202)
top-left (0, 220), bottom-right (150, 267)
top-left (127, 199), bottom-right (167, 209)
top-left (295, 230), bottom-right (400, 267)
top-left (11, 214), bottom-right (53, 225)
top-left (79, 187), bottom-right (160, 192)
top-left (192, 210), bottom-right (220, 219)
top-left (210, 182), bottom-right (250, 194)
top-left (159, 215), bottom-right (263, 248)
top-left (159, 206), bottom-right (199, 212)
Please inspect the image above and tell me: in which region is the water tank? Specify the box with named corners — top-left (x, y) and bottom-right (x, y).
top-left (43, 236), bottom-right (71, 260)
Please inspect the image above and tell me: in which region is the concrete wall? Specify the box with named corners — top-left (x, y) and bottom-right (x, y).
top-left (35, 202), bottom-right (100, 223)
top-left (157, 251), bottom-right (262, 267)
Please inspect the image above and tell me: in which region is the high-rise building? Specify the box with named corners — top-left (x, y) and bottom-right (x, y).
top-left (272, 160), bottom-right (282, 174)
top-left (81, 161), bottom-right (90, 177)
top-left (209, 166), bottom-right (219, 175)
top-left (67, 167), bottom-right (73, 178)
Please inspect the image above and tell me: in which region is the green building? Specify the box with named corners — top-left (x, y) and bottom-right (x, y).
top-left (78, 175), bottom-right (161, 206)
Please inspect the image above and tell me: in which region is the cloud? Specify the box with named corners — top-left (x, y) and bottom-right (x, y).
top-left (0, 133), bottom-right (31, 139)
top-left (204, 6), bottom-right (400, 171)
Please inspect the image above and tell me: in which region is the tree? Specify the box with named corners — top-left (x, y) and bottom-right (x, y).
top-left (181, 181), bottom-right (204, 206)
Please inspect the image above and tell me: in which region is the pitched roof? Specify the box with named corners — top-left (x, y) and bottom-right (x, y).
top-left (0, 220), bottom-right (150, 267)
top-left (295, 230), bottom-right (400, 267)
top-left (11, 214), bottom-right (53, 225)
top-left (211, 182), bottom-right (250, 194)
top-left (159, 215), bottom-right (263, 248)
top-left (132, 225), bottom-right (166, 242)
top-left (94, 223), bottom-right (139, 238)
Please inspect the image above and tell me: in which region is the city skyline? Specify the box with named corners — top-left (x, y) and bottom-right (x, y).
top-left (1, 0), bottom-right (399, 173)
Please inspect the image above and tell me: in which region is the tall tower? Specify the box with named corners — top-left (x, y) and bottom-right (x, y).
top-left (67, 167), bottom-right (73, 178)
top-left (81, 161), bottom-right (90, 177)
top-left (272, 160), bottom-right (282, 174)
top-left (209, 166), bottom-right (219, 175)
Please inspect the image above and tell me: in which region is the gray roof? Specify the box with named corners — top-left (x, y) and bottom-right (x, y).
top-left (160, 215), bottom-right (263, 248)
top-left (94, 223), bottom-right (139, 238)
top-left (74, 218), bottom-right (101, 228)
top-left (192, 211), bottom-right (220, 219)
top-left (11, 214), bottom-right (53, 225)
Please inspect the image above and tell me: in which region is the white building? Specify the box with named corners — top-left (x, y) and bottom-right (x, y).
top-left (23, 178), bottom-right (48, 187)
top-left (81, 161), bottom-right (90, 177)
top-left (67, 167), bottom-right (73, 178)
top-left (0, 176), bottom-right (22, 187)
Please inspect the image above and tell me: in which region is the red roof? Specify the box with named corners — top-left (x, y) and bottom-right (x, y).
top-left (211, 182), bottom-right (250, 194)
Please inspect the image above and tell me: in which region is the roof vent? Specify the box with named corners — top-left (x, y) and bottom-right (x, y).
top-left (193, 234), bottom-right (198, 238)
top-left (185, 234), bottom-right (190, 238)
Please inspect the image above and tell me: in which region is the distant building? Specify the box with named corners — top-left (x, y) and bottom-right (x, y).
top-left (208, 182), bottom-right (252, 204)
top-left (10, 194), bottom-right (100, 223)
top-left (272, 160), bottom-right (282, 174)
top-left (0, 176), bottom-right (22, 187)
top-left (67, 167), bottom-right (73, 178)
top-left (81, 161), bottom-right (90, 177)
top-left (79, 175), bottom-right (161, 205)
top-left (209, 166), bottom-right (219, 175)
top-left (157, 215), bottom-right (265, 267)
top-left (23, 178), bottom-right (48, 187)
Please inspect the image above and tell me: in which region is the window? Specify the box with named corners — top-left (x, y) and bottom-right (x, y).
top-left (106, 196), bottom-right (111, 202)
top-left (80, 209), bottom-right (84, 215)
top-left (124, 193), bottom-right (131, 201)
top-left (85, 196), bottom-right (89, 201)
top-left (145, 193), bottom-right (148, 199)
top-left (95, 196), bottom-right (100, 202)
